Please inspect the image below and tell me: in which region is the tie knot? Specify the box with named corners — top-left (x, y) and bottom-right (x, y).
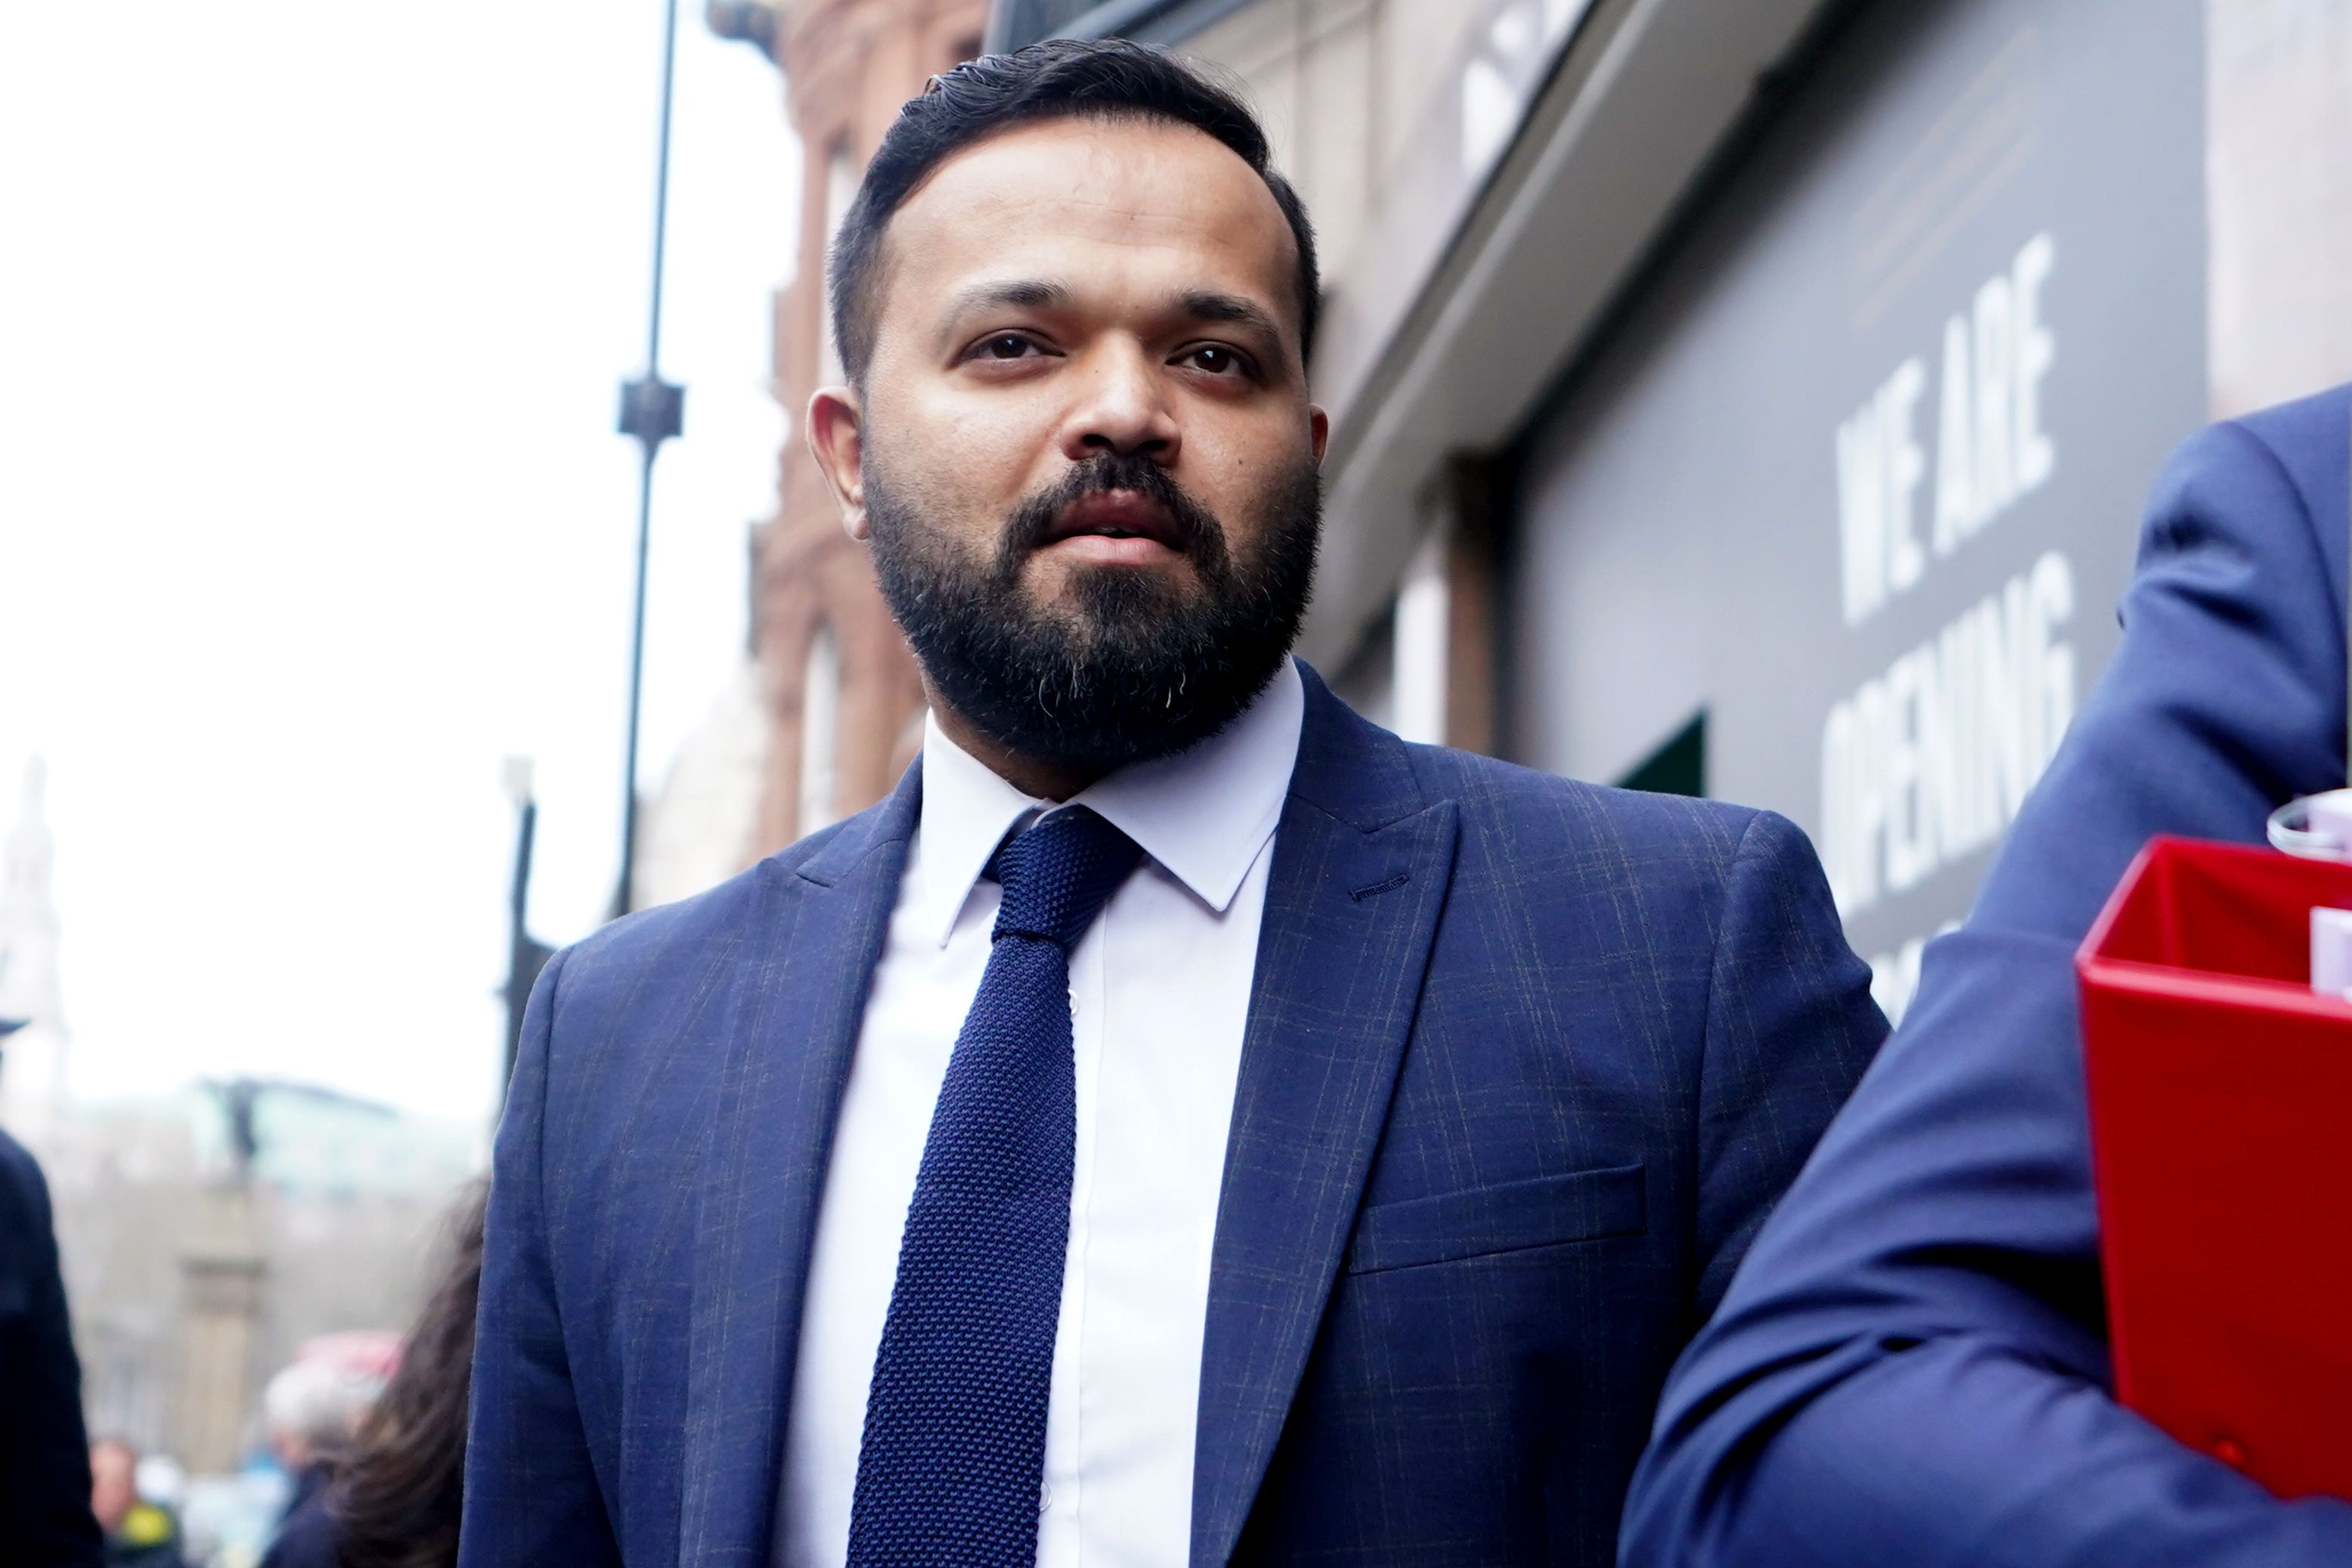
top-left (988, 806), bottom-right (1143, 950)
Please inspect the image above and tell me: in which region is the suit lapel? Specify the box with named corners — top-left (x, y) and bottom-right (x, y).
top-left (1191, 673), bottom-right (1459, 1567)
top-left (677, 764), bottom-right (920, 1566)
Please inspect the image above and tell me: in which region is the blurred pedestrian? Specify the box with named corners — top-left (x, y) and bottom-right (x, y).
top-left (257, 1353), bottom-right (381, 1568)
top-left (333, 1184), bottom-right (486, 1568)
top-left (0, 1117), bottom-right (102, 1566)
top-left (88, 1439), bottom-right (182, 1568)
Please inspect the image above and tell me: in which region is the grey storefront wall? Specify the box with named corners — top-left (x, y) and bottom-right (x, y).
top-left (1503, 0), bottom-right (2210, 1015)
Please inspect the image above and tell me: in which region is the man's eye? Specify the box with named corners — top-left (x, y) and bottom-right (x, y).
top-left (978, 333), bottom-right (1035, 360)
top-left (1184, 345), bottom-right (1243, 375)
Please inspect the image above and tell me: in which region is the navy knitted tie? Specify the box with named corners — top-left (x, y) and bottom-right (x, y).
top-left (847, 805), bottom-right (1143, 1567)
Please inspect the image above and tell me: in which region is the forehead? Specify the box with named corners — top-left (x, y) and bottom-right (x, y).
top-left (878, 115), bottom-right (1300, 331)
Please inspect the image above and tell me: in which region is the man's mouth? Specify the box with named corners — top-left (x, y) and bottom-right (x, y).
top-left (1037, 490), bottom-right (1190, 559)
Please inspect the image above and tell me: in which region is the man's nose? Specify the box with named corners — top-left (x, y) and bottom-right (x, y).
top-left (1058, 340), bottom-right (1180, 465)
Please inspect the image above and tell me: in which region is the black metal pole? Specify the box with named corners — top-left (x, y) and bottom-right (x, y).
top-left (616, 445), bottom-right (657, 919)
top-left (613, 0), bottom-right (687, 920)
top-left (643, 0), bottom-right (680, 383)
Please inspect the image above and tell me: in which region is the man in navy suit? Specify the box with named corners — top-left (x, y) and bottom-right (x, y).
top-left (460, 40), bottom-right (1882, 1568)
top-left (1622, 384), bottom-right (2352, 1566)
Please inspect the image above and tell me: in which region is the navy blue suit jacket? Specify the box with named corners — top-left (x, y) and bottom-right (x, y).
top-left (460, 667), bottom-right (1881, 1567)
top-left (1622, 386), bottom-right (2352, 1566)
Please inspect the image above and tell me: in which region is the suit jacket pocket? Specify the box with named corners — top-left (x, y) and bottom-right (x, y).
top-left (1343, 1163), bottom-right (1647, 1275)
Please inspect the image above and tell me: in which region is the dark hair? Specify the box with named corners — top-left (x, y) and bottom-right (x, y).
top-left (828, 38), bottom-right (1319, 384)
top-left (333, 1183), bottom-right (485, 1568)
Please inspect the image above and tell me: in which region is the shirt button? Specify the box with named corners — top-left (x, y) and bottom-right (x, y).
top-left (1040, 1482), bottom-right (1054, 1514)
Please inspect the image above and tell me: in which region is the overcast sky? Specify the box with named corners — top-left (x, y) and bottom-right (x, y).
top-left (0, 0), bottom-right (800, 1121)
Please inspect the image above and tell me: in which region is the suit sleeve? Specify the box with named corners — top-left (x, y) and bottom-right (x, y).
top-left (1690, 809), bottom-right (1887, 1328)
top-left (1622, 406), bottom-right (2352, 1566)
top-left (0, 1136), bottom-right (104, 1568)
top-left (459, 947), bottom-right (624, 1567)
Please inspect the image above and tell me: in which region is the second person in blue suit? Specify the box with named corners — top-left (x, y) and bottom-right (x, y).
top-left (1622, 385), bottom-right (2352, 1565)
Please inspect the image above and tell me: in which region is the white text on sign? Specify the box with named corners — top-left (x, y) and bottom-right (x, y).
top-left (1836, 232), bottom-right (2058, 626)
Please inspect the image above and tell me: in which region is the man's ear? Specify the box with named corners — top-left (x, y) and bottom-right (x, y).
top-left (807, 384), bottom-right (869, 539)
top-left (1309, 404), bottom-right (1331, 466)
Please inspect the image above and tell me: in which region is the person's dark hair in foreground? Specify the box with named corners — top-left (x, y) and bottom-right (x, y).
top-left (1, 1123), bottom-right (103, 1566)
top-left (333, 1184), bottom-right (485, 1568)
top-left (1620, 385), bottom-right (2352, 1565)
top-left (459, 38), bottom-right (1884, 1568)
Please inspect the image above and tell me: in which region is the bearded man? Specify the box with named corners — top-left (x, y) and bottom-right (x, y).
top-left (460, 40), bottom-right (1882, 1568)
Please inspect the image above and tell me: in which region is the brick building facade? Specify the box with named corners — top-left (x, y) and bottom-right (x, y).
top-left (714, 0), bottom-right (987, 858)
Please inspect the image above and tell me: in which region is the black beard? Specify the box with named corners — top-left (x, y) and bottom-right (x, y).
top-left (865, 449), bottom-right (1320, 776)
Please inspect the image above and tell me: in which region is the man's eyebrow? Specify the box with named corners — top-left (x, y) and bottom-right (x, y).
top-left (938, 280), bottom-right (1286, 346)
top-left (943, 278), bottom-right (1074, 318)
top-left (1176, 290), bottom-right (1283, 342)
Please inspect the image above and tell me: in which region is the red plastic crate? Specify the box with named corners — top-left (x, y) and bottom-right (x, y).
top-left (2078, 834), bottom-right (2352, 1499)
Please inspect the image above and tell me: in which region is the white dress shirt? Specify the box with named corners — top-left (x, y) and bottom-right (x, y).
top-left (779, 658), bottom-right (1306, 1568)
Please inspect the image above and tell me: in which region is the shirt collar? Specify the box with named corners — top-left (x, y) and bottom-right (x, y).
top-left (909, 657), bottom-right (1306, 948)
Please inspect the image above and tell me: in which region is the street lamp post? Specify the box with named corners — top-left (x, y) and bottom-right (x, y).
top-left (612, 0), bottom-right (688, 920)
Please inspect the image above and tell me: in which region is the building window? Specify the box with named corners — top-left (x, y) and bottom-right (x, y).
top-left (1391, 526), bottom-right (1450, 746)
